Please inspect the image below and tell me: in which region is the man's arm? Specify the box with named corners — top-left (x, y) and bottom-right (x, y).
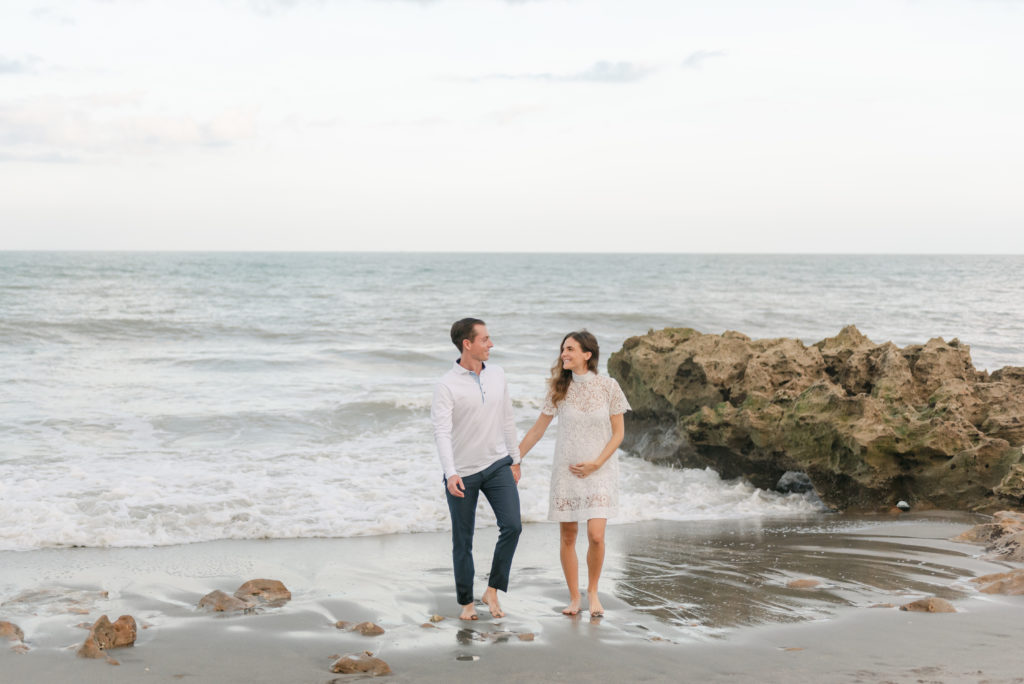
top-left (431, 382), bottom-right (459, 480)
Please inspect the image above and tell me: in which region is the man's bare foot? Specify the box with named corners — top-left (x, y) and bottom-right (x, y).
top-left (561, 595), bottom-right (581, 616)
top-left (481, 588), bottom-right (505, 618)
top-left (459, 603), bottom-right (479, 620)
top-left (588, 591), bottom-right (604, 617)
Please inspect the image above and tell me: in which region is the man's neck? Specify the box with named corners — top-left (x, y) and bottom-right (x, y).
top-left (458, 356), bottom-right (484, 374)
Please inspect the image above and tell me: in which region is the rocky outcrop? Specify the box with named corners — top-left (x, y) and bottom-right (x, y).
top-left (608, 326), bottom-right (1024, 511)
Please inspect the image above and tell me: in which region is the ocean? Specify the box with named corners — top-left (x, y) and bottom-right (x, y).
top-left (2, 252), bottom-right (1022, 552)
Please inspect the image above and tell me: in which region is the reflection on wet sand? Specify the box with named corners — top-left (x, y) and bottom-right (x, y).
top-left (611, 512), bottom-right (989, 637)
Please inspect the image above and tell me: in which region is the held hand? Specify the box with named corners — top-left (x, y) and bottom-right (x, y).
top-left (447, 475), bottom-right (466, 498)
top-left (569, 461), bottom-right (600, 478)
top-left (510, 464), bottom-right (521, 484)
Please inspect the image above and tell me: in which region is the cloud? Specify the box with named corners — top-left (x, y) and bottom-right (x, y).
top-left (682, 50), bottom-right (726, 69)
top-left (488, 60), bottom-right (656, 84)
top-left (481, 104), bottom-right (542, 125)
top-left (0, 56), bottom-right (40, 75)
top-left (0, 95), bottom-right (257, 160)
top-left (30, 6), bottom-right (76, 26)
top-left (245, 0), bottom-right (533, 9)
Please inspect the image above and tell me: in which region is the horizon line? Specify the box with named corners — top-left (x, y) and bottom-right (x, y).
top-left (1, 249), bottom-right (1020, 257)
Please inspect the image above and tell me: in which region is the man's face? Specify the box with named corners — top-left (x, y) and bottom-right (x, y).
top-left (463, 324), bottom-right (493, 363)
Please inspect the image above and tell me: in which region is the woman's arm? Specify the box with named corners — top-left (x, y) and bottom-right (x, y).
top-left (569, 413), bottom-right (625, 478)
top-left (518, 413), bottom-right (554, 460)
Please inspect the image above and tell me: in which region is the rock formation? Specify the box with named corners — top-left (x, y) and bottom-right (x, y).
top-left (608, 326), bottom-right (1024, 511)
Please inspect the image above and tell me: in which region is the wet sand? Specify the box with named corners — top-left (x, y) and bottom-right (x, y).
top-left (1, 512), bottom-right (1021, 683)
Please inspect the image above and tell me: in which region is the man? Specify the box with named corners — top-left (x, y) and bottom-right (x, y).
top-left (431, 318), bottom-right (522, 620)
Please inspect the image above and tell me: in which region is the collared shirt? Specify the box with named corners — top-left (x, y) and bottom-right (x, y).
top-left (431, 360), bottom-right (520, 479)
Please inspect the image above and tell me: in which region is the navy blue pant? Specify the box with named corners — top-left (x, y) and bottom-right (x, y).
top-left (445, 456), bottom-right (522, 606)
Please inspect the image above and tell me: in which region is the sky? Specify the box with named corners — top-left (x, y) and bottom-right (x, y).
top-left (1, 0), bottom-right (1022, 253)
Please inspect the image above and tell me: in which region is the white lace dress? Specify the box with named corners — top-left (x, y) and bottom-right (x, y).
top-left (543, 371), bottom-right (631, 522)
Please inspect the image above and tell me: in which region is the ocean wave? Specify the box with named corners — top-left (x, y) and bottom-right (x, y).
top-left (0, 448), bottom-right (824, 552)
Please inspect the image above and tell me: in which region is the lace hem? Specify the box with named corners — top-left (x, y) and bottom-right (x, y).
top-left (547, 504), bottom-right (617, 522)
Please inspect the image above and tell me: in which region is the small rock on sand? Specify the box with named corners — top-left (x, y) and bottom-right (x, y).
top-left (0, 621), bottom-right (25, 642)
top-left (234, 579), bottom-right (291, 607)
top-left (353, 622), bottom-right (385, 636)
top-left (787, 579), bottom-right (821, 589)
top-left (429, 614), bottom-right (445, 623)
top-left (198, 590), bottom-right (252, 613)
top-left (335, 621), bottom-right (385, 635)
top-left (899, 597), bottom-right (956, 613)
top-left (330, 654), bottom-right (392, 676)
top-left (76, 615), bottom-right (137, 660)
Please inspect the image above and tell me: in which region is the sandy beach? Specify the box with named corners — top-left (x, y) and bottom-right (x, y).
top-left (1, 511), bottom-right (1021, 683)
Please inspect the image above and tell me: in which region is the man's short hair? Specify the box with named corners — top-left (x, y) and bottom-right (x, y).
top-left (451, 318), bottom-right (485, 352)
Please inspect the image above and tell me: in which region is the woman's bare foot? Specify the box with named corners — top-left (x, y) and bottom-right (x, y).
top-left (459, 603), bottom-right (479, 620)
top-left (588, 591), bottom-right (604, 617)
top-left (481, 587), bottom-right (505, 618)
top-left (562, 595), bottom-right (582, 616)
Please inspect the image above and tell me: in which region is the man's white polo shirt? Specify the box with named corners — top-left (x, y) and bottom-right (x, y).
top-left (431, 360), bottom-right (520, 479)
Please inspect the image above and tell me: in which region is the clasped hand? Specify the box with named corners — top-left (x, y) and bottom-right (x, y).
top-left (569, 461), bottom-right (599, 478)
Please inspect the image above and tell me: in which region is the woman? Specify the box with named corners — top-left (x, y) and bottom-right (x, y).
top-left (518, 331), bottom-right (630, 617)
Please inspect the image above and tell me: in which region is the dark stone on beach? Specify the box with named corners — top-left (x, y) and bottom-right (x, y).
top-left (198, 590), bottom-right (253, 612)
top-left (956, 510), bottom-right (1024, 561)
top-left (776, 471), bottom-right (814, 494)
top-left (429, 614), bottom-right (445, 623)
top-left (0, 621), bottom-right (24, 642)
top-left (234, 579), bottom-right (291, 607)
top-left (330, 654), bottom-right (392, 675)
top-left (608, 326), bottom-right (1024, 512)
top-left (76, 615), bottom-right (136, 660)
top-left (971, 568), bottom-right (1024, 595)
top-left (899, 597), bottom-right (956, 613)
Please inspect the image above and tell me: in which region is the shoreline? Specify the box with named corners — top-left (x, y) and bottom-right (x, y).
top-left (2, 513), bottom-right (1022, 682)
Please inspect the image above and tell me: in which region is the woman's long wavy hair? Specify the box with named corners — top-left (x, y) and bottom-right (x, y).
top-left (548, 331), bottom-right (600, 406)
